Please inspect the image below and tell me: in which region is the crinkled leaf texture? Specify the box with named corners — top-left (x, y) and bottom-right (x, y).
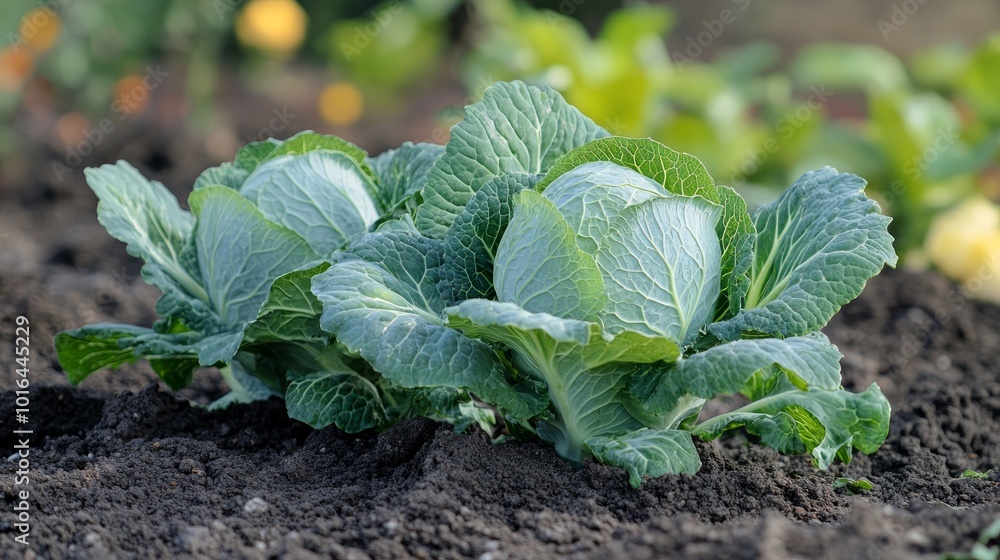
top-left (710, 167), bottom-right (897, 340)
top-left (312, 230), bottom-right (543, 422)
top-left (415, 81), bottom-right (608, 238)
top-left (588, 429), bottom-right (701, 488)
top-left (285, 369), bottom-right (385, 433)
top-left (57, 164), bottom-right (322, 393)
top-left (693, 383), bottom-right (890, 469)
top-left (55, 323), bottom-right (199, 391)
top-left (633, 333), bottom-right (844, 413)
top-left (440, 174), bottom-right (534, 302)
top-left (631, 333), bottom-right (891, 469)
top-left (54, 83), bottom-right (900, 487)
top-left (367, 142), bottom-right (445, 214)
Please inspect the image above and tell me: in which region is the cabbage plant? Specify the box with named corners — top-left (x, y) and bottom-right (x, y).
top-left (57, 81), bottom-right (897, 487)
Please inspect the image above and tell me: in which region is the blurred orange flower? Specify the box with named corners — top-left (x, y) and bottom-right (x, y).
top-left (0, 48), bottom-right (34, 91)
top-left (113, 75), bottom-right (150, 115)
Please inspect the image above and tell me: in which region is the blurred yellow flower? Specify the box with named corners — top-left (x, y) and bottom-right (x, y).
top-left (319, 82), bottom-right (363, 126)
top-left (925, 198), bottom-right (1000, 303)
top-left (235, 0), bottom-right (307, 56)
top-left (0, 48), bottom-right (34, 91)
top-left (19, 8), bottom-right (61, 53)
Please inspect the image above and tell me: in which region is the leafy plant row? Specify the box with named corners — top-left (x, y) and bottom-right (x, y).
top-left (57, 81), bottom-right (897, 487)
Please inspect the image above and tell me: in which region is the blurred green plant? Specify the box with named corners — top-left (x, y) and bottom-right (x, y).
top-left (318, 0), bottom-right (460, 126)
top-left (0, 0), bottom-right (239, 154)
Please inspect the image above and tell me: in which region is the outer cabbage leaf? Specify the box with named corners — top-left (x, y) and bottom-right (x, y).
top-left (494, 191), bottom-right (606, 322)
top-left (710, 168), bottom-right (897, 340)
top-left (588, 428), bottom-right (701, 488)
top-left (447, 300), bottom-right (679, 464)
top-left (693, 383), bottom-right (891, 469)
top-left (368, 142), bottom-right (445, 213)
top-left (266, 131), bottom-right (373, 176)
top-left (595, 196), bottom-right (722, 345)
top-left (55, 323), bottom-right (199, 390)
top-left (440, 174), bottom-right (534, 302)
top-left (537, 137), bottom-right (717, 201)
top-left (633, 333), bottom-right (844, 415)
top-left (84, 161), bottom-right (206, 303)
top-left (193, 162), bottom-right (248, 190)
top-left (312, 232), bottom-right (540, 421)
top-left (415, 81), bottom-right (608, 238)
top-left (239, 150), bottom-right (381, 255)
top-left (243, 263), bottom-right (331, 344)
top-left (188, 186), bottom-right (319, 364)
top-left (210, 359), bottom-right (284, 409)
top-left (233, 139), bottom-right (281, 173)
top-left (286, 370), bottom-right (385, 432)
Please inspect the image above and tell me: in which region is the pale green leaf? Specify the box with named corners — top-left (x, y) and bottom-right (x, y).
top-left (189, 186), bottom-right (319, 329)
top-left (595, 196), bottom-right (722, 344)
top-left (541, 161), bottom-right (670, 254)
top-left (495, 191), bottom-right (606, 321)
top-left (634, 333), bottom-right (844, 415)
top-left (313, 234), bottom-right (540, 421)
top-left (244, 263), bottom-right (331, 344)
top-left (85, 161), bottom-right (207, 303)
top-left (241, 150), bottom-right (381, 255)
top-left (447, 299), bottom-right (678, 464)
top-left (694, 383), bottom-right (891, 469)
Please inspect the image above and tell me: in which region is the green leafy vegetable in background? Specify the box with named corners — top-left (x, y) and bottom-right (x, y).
top-left (57, 81), bottom-right (897, 487)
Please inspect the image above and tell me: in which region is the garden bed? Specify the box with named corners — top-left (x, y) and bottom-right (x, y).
top-left (2, 247), bottom-right (1000, 558)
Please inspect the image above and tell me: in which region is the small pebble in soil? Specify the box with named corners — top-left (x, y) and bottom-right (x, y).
top-left (384, 520), bottom-right (399, 534)
top-left (244, 497), bottom-right (269, 514)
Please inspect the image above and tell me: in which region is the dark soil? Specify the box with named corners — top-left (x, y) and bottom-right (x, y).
top-left (2, 150), bottom-right (1000, 559)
